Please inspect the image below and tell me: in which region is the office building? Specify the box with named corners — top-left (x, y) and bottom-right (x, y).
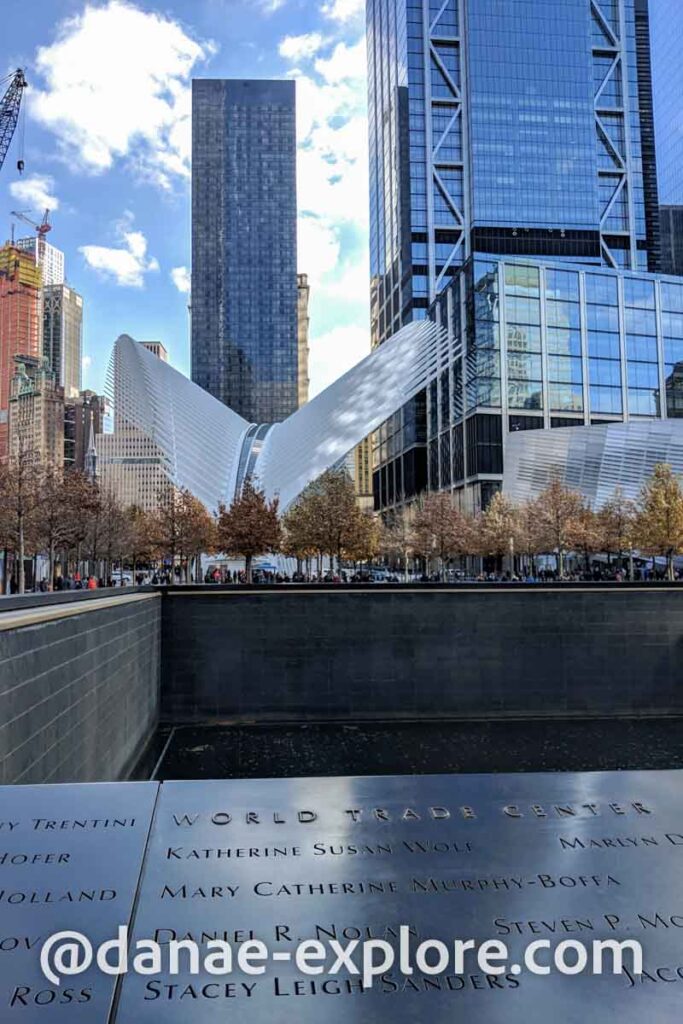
top-left (424, 256), bottom-right (683, 513)
top-left (0, 244), bottom-right (42, 459)
top-left (367, 0), bottom-right (661, 510)
top-left (650, 0), bottom-right (683, 207)
top-left (64, 391), bottom-right (107, 472)
top-left (15, 236), bottom-right (64, 287)
top-left (8, 356), bottom-right (64, 466)
top-left (191, 79), bottom-right (298, 423)
top-left (42, 284), bottom-right (83, 399)
top-left (297, 274), bottom-right (310, 407)
top-left (650, 0), bottom-right (683, 275)
top-left (660, 206), bottom-right (683, 277)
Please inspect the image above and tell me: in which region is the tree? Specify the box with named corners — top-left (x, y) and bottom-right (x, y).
top-left (281, 499), bottom-right (318, 573)
top-left (178, 491), bottom-right (217, 582)
top-left (478, 491), bottom-right (518, 572)
top-left (599, 488), bottom-right (637, 579)
top-left (217, 481), bottom-right (281, 583)
top-left (635, 463), bottom-right (683, 581)
top-left (512, 500), bottom-right (545, 577)
top-left (0, 445), bottom-right (42, 593)
top-left (345, 511), bottom-right (381, 566)
top-left (567, 502), bottom-right (602, 575)
top-left (281, 469), bottom-right (370, 573)
top-left (381, 506), bottom-right (415, 582)
top-left (33, 466), bottom-right (72, 589)
top-left (411, 492), bottom-right (470, 580)
top-left (533, 475), bottom-right (586, 577)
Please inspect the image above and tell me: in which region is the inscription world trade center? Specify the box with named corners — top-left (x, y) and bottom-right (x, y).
top-left (3, 771), bottom-right (683, 1021)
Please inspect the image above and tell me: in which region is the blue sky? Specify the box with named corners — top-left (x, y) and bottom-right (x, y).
top-left (1, 0), bottom-right (369, 397)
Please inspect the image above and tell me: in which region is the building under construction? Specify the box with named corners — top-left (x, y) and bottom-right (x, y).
top-left (0, 243), bottom-right (42, 459)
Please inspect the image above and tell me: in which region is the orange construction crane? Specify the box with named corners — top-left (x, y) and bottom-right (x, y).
top-left (10, 208), bottom-right (52, 237)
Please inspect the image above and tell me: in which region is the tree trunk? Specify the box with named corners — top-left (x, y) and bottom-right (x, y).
top-left (668, 551), bottom-right (675, 582)
top-left (628, 550), bottom-right (634, 581)
top-left (49, 541), bottom-right (56, 592)
top-left (245, 554), bottom-right (253, 583)
top-left (18, 513), bottom-right (25, 595)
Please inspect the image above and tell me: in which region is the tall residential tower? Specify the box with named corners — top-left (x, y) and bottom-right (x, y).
top-left (191, 79), bottom-right (299, 424)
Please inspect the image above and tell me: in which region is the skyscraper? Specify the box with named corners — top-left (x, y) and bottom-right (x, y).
top-left (650, 0), bottom-right (683, 274)
top-left (367, 0), bottom-right (661, 509)
top-left (297, 273), bottom-right (310, 407)
top-left (15, 236), bottom-right (65, 287)
top-left (0, 243), bottom-right (42, 459)
top-left (191, 78), bottom-right (298, 424)
top-left (42, 284), bottom-right (83, 399)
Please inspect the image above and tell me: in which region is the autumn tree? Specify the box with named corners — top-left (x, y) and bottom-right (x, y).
top-left (381, 506), bottom-right (415, 581)
top-left (122, 505), bottom-right (157, 579)
top-left (217, 481), bottom-right (281, 583)
top-left (512, 500), bottom-right (546, 577)
top-left (345, 511), bottom-right (381, 566)
top-left (599, 488), bottom-right (637, 579)
top-left (567, 502), bottom-right (602, 574)
top-left (635, 463), bottom-right (683, 581)
top-left (178, 492), bottom-right (217, 582)
top-left (411, 492), bottom-right (471, 580)
top-left (533, 474), bottom-right (586, 577)
top-left (478, 491), bottom-right (518, 572)
top-left (282, 469), bottom-right (370, 573)
top-left (281, 499), bottom-right (318, 573)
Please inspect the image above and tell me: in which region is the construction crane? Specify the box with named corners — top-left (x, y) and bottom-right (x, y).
top-left (0, 69), bottom-right (28, 175)
top-left (11, 208), bottom-right (52, 238)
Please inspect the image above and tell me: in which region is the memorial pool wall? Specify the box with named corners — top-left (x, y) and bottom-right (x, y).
top-left (2, 584), bottom-right (683, 785)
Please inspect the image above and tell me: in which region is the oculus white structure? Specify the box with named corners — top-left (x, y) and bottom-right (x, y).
top-left (99, 322), bottom-right (449, 513)
top-left (504, 419), bottom-right (683, 509)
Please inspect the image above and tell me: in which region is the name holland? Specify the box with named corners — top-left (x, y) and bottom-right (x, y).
top-left (173, 801), bottom-right (653, 827)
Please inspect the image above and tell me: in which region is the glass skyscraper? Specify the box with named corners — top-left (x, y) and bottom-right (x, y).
top-left (367, 0), bottom-right (661, 510)
top-left (650, 0), bottom-right (683, 274)
top-left (191, 79), bottom-right (298, 424)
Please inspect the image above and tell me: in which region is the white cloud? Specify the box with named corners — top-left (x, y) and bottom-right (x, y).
top-left (321, 0), bottom-right (365, 25)
top-left (9, 174), bottom-right (60, 211)
top-left (82, 355), bottom-right (93, 371)
top-left (258, 0), bottom-right (286, 11)
top-left (279, 33), bottom-right (370, 393)
top-left (170, 266), bottom-right (191, 294)
top-left (279, 33), bottom-right (328, 61)
top-left (30, 1), bottom-right (214, 190)
top-left (309, 325), bottom-right (370, 398)
top-left (80, 214), bottom-right (159, 288)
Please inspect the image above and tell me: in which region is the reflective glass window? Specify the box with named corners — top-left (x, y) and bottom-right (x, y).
top-left (624, 307), bottom-right (656, 335)
top-left (547, 299), bottom-right (581, 330)
top-left (589, 358), bottom-right (622, 387)
top-left (506, 324), bottom-right (542, 352)
top-left (586, 304), bottom-right (620, 332)
top-left (590, 386), bottom-right (623, 414)
top-left (549, 384), bottom-right (584, 412)
top-left (547, 328), bottom-right (582, 356)
top-left (587, 331), bottom-right (620, 359)
top-left (624, 278), bottom-right (655, 309)
top-left (585, 274), bottom-right (618, 305)
top-left (661, 282), bottom-right (683, 313)
top-left (546, 269), bottom-right (580, 302)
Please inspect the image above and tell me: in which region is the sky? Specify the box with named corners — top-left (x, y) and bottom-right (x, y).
top-left (0, 0), bottom-right (370, 399)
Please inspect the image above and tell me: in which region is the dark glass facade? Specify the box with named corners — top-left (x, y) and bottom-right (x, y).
top-left (191, 79), bottom-right (298, 423)
top-left (367, 0), bottom-right (661, 510)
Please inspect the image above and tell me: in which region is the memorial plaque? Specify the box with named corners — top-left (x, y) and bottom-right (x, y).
top-left (113, 770), bottom-right (683, 1021)
top-left (0, 781), bottom-right (158, 1022)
